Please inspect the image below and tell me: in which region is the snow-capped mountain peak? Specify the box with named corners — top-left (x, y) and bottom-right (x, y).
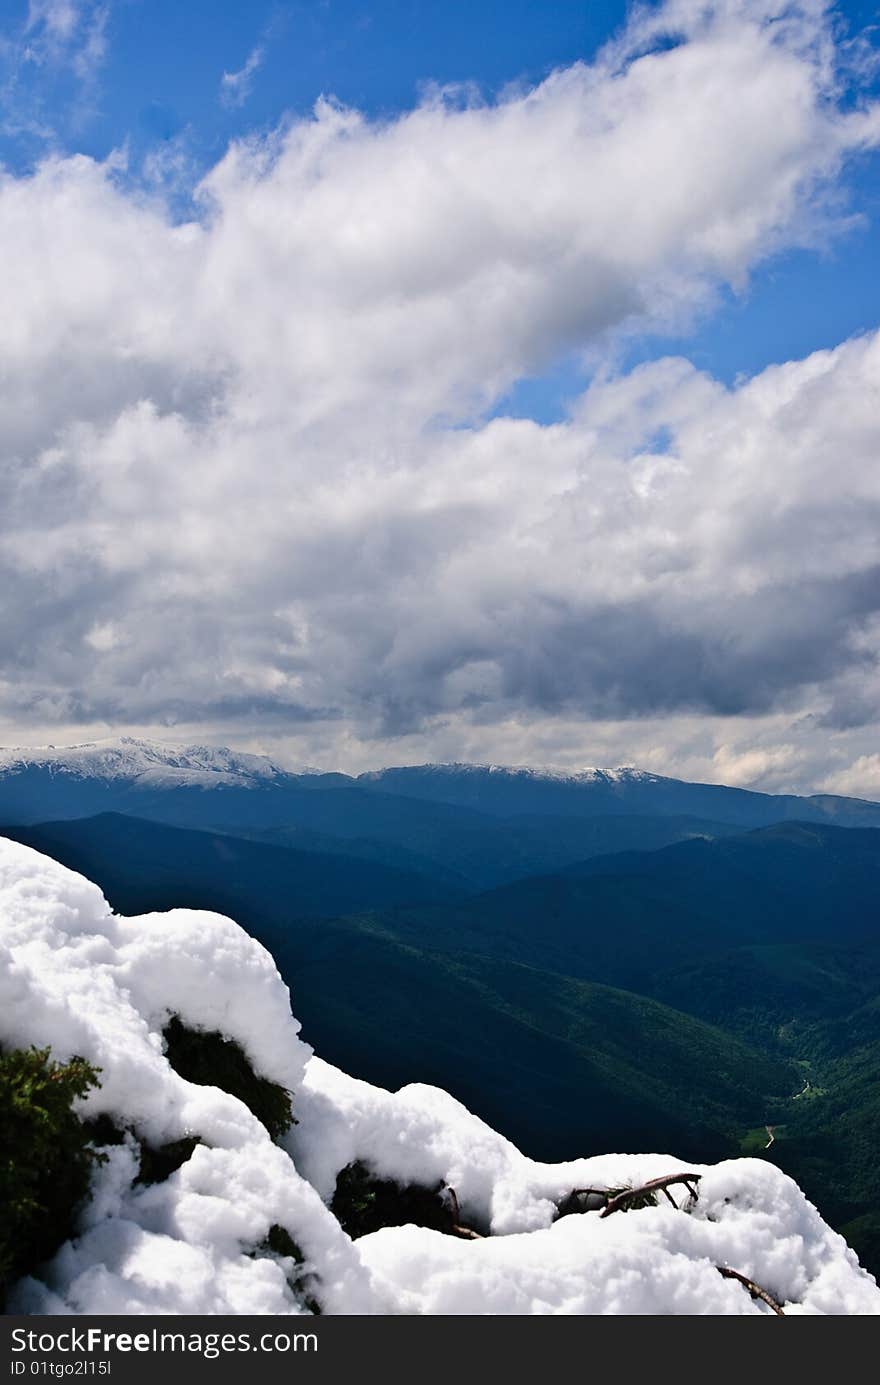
top-left (0, 736), bottom-right (320, 788)
top-left (0, 742), bottom-right (664, 793)
top-left (357, 761), bottom-right (662, 786)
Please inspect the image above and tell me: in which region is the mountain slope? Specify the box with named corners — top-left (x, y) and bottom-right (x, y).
top-left (381, 822), bottom-right (880, 994)
top-left (243, 810), bottom-right (743, 889)
top-left (0, 813), bottom-right (465, 919)
top-left (263, 913), bottom-right (795, 1162)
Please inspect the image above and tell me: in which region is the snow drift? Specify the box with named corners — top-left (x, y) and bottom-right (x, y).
top-left (1, 836), bottom-right (877, 1316)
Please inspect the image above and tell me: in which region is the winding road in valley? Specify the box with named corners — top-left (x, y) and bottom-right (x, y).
top-left (764, 1078), bottom-right (813, 1148)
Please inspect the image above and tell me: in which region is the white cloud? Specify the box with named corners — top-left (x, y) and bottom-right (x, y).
top-left (24, 0), bottom-right (107, 76)
top-left (3, 1), bottom-right (110, 143)
top-left (1, 1), bottom-right (880, 792)
top-left (220, 44), bottom-right (264, 109)
top-left (820, 754), bottom-right (880, 800)
top-left (26, 1), bottom-right (81, 43)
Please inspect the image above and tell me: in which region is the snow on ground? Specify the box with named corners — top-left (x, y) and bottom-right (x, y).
top-left (2, 836), bottom-right (878, 1316)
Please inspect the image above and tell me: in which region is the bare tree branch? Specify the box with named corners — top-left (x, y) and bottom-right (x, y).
top-left (599, 1172), bottom-right (702, 1218)
top-left (716, 1265), bottom-right (785, 1315)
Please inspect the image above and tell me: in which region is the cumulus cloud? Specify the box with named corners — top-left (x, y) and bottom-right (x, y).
top-left (1, 0), bottom-right (880, 791)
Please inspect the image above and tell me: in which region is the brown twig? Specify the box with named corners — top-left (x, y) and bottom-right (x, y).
top-left (716, 1265), bottom-right (785, 1315)
top-left (445, 1186), bottom-right (485, 1240)
top-left (599, 1172), bottom-right (702, 1218)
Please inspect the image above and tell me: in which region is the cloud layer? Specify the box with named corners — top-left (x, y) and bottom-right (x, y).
top-left (1, 0), bottom-right (880, 792)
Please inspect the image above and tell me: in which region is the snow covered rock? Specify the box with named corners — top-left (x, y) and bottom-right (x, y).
top-left (1, 837), bottom-right (878, 1316)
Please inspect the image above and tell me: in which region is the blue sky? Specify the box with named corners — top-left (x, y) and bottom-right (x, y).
top-left (2, 2), bottom-right (630, 169)
top-left (2, 0), bottom-right (880, 794)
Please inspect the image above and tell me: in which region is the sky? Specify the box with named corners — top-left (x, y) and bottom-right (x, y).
top-left (1, 0), bottom-right (880, 796)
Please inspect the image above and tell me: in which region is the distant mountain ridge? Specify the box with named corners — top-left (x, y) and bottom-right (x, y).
top-left (359, 762), bottom-right (880, 827)
top-left (0, 736), bottom-right (321, 786)
top-left (1, 737), bottom-right (879, 834)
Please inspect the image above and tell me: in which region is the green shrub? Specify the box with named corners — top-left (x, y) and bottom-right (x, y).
top-left (0, 1045), bottom-right (104, 1306)
top-left (331, 1161), bottom-right (456, 1239)
top-left (162, 1016), bottom-right (293, 1139)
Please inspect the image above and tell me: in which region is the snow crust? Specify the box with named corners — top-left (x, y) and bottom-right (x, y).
top-left (2, 837), bottom-right (878, 1316)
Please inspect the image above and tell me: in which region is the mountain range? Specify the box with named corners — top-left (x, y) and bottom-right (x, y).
top-left (3, 735), bottom-right (880, 887)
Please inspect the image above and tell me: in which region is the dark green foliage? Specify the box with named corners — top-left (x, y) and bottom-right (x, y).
top-left (264, 1224), bottom-right (304, 1262)
top-left (331, 1161), bottom-right (463, 1240)
top-left (0, 1046), bottom-right (104, 1305)
top-left (760, 1034), bottom-right (880, 1279)
top-left (839, 1214), bottom-right (880, 1281)
top-left (647, 942), bottom-right (880, 1278)
top-left (162, 1016), bottom-right (292, 1139)
top-left (136, 1137), bottom-right (201, 1185)
top-left (81, 1112), bottom-right (126, 1147)
top-left (251, 1225), bottom-right (321, 1315)
top-left (82, 1114), bottom-right (201, 1187)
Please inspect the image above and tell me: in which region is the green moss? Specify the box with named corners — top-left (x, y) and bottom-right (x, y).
top-left (331, 1160), bottom-right (457, 1240)
top-left (0, 1045), bottom-right (104, 1306)
top-left (162, 1016), bottom-right (293, 1139)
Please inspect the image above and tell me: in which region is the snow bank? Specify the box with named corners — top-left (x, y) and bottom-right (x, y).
top-left (2, 837), bottom-right (878, 1316)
